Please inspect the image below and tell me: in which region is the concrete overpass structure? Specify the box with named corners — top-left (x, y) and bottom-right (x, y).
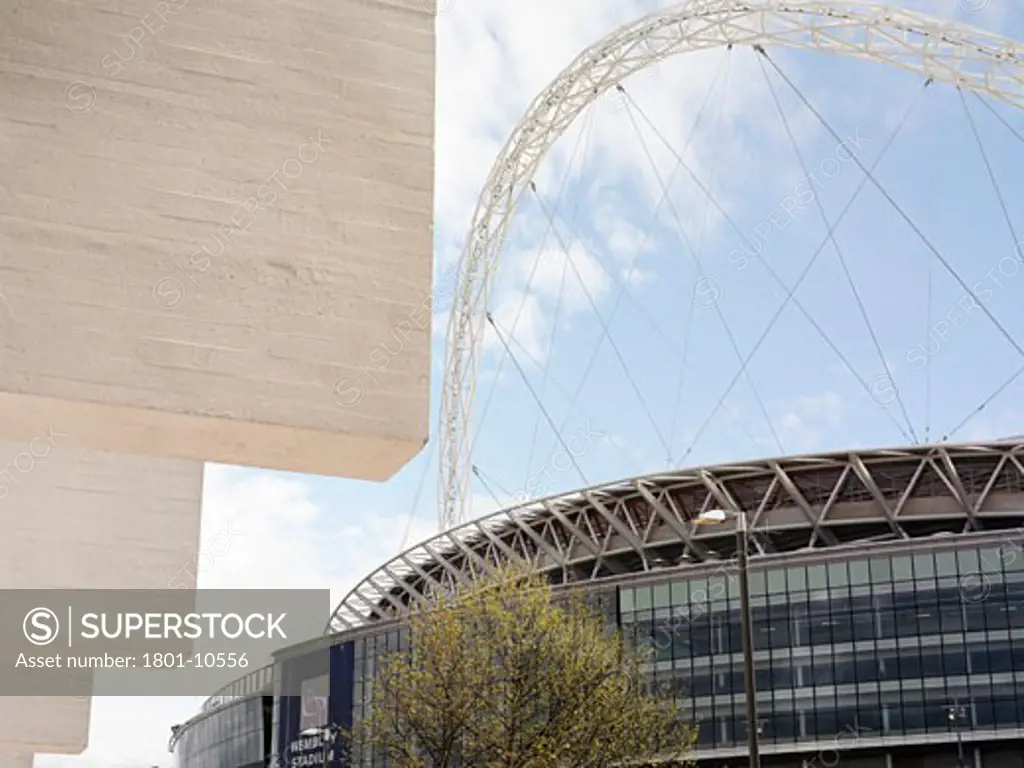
top-left (0, 0), bottom-right (435, 760)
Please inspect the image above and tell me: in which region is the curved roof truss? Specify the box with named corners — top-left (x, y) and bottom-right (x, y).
top-left (329, 440), bottom-right (1024, 632)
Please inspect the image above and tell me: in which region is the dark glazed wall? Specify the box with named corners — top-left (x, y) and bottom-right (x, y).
top-left (275, 642), bottom-right (355, 765)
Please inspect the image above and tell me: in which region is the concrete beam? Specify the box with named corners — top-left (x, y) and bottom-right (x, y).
top-left (0, 0), bottom-right (434, 481)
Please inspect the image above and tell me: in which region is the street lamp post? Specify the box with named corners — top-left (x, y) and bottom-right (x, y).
top-left (948, 700), bottom-right (966, 768)
top-left (695, 509), bottom-right (760, 768)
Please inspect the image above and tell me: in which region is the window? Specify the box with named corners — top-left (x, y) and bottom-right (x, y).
top-left (807, 564), bottom-right (827, 590)
top-left (620, 588), bottom-right (634, 613)
top-left (891, 556), bottom-right (913, 582)
top-left (828, 560), bottom-right (848, 587)
top-left (767, 569), bottom-right (787, 594)
top-left (936, 550), bottom-right (958, 577)
top-left (870, 556), bottom-right (892, 583)
top-left (849, 559), bottom-right (870, 586)
top-left (653, 583), bottom-right (671, 609)
top-left (787, 566), bottom-right (807, 592)
top-left (913, 552), bottom-right (935, 579)
top-left (708, 574), bottom-right (728, 605)
top-left (635, 586), bottom-right (652, 611)
top-left (670, 580), bottom-right (687, 607)
top-left (1003, 543), bottom-right (1024, 571)
top-left (956, 548), bottom-right (980, 574)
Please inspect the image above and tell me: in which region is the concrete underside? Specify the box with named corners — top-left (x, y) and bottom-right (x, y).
top-left (0, 440), bottom-right (203, 755)
top-left (0, 0), bottom-right (435, 481)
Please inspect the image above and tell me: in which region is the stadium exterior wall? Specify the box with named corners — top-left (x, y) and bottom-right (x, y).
top-left (168, 444), bottom-right (1024, 767)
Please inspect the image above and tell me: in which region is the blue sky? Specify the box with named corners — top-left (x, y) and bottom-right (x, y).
top-left (40, 0), bottom-right (1024, 765)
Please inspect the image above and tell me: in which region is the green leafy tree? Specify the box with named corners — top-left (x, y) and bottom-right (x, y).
top-left (352, 566), bottom-right (695, 767)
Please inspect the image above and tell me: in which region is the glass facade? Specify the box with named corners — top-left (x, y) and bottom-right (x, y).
top-left (619, 542), bottom-right (1024, 749)
top-left (173, 538), bottom-right (1024, 768)
top-left (352, 627), bottom-right (408, 767)
top-left (172, 696), bottom-right (267, 768)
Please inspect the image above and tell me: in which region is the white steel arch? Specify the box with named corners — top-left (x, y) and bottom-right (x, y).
top-left (439, 0), bottom-right (1024, 531)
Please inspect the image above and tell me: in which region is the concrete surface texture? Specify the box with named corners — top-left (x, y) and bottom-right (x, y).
top-left (0, 439), bottom-right (204, 755)
top-left (0, 698), bottom-right (89, 759)
top-left (0, 751), bottom-right (36, 766)
top-left (0, 0), bottom-right (435, 481)
top-left (0, 438), bottom-right (204, 590)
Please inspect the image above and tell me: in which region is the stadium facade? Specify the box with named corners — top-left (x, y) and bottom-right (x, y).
top-left (169, 441), bottom-right (1024, 768)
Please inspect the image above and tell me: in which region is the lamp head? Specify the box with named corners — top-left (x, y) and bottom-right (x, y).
top-left (694, 509), bottom-right (729, 525)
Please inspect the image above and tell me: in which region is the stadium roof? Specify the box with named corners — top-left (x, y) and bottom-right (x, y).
top-left (327, 440), bottom-right (1024, 633)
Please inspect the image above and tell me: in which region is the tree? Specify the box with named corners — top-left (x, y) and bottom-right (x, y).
top-left (353, 566), bottom-right (695, 767)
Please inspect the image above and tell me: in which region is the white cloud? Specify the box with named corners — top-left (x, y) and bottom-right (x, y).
top-left (513, 244), bottom-right (611, 314)
top-left (594, 208), bottom-right (659, 265)
top-left (776, 390), bottom-right (845, 453)
top-left (962, 409), bottom-right (1024, 442)
top-left (484, 288), bottom-right (549, 362)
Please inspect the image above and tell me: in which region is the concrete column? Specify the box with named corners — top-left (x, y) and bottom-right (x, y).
top-left (0, 439), bottom-right (203, 755)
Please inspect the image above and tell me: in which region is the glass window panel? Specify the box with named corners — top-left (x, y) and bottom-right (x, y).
top-left (828, 560), bottom-right (848, 587)
top-left (849, 559), bottom-right (870, 585)
top-left (937, 598), bottom-right (962, 634)
top-left (708, 574), bottom-right (727, 603)
top-left (913, 552), bottom-right (935, 580)
top-left (876, 603), bottom-right (896, 639)
top-left (635, 587), bottom-right (652, 611)
top-left (670, 580), bottom-right (688, 606)
top-left (727, 572), bottom-right (741, 599)
top-left (870, 556), bottom-right (892, 583)
top-left (749, 570), bottom-right (766, 594)
top-left (915, 600), bottom-right (940, 635)
top-left (690, 579), bottom-right (710, 609)
top-left (787, 566), bottom-right (806, 592)
top-left (984, 595), bottom-right (1010, 630)
top-left (653, 583), bottom-right (671, 609)
top-left (920, 648), bottom-right (944, 677)
top-left (957, 548), bottom-right (980, 573)
top-left (980, 546), bottom-right (1004, 573)
top-left (813, 708), bottom-right (838, 738)
top-left (895, 606), bottom-right (919, 639)
top-left (1003, 545), bottom-right (1024, 571)
top-left (852, 607), bottom-right (875, 641)
top-left (936, 551), bottom-right (957, 577)
top-left (943, 646), bottom-right (968, 676)
top-left (891, 556), bottom-right (913, 581)
top-left (772, 714), bottom-right (797, 742)
top-left (767, 569), bottom-right (787, 594)
top-left (807, 564), bottom-right (827, 590)
top-left (994, 696), bottom-right (1018, 729)
top-left (690, 621), bottom-right (712, 656)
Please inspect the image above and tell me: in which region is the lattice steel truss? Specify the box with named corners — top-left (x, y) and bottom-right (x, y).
top-left (438, 0), bottom-right (1024, 530)
top-left (329, 440), bottom-right (1024, 632)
